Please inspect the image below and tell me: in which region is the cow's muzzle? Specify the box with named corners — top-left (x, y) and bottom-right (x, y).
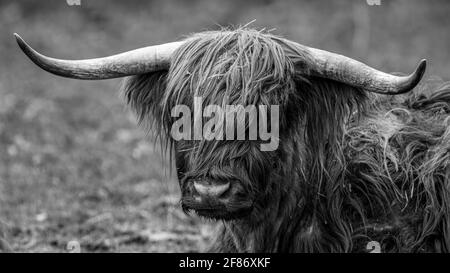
top-left (181, 178), bottom-right (253, 220)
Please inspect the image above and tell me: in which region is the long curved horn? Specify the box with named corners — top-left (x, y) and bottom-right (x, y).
top-left (305, 47), bottom-right (426, 94)
top-left (14, 33), bottom-right (184, 80)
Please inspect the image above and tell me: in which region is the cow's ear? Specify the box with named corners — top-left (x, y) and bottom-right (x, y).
top-left (123, 71), bottom-right (168, 127)
top-left (293, 76), bottom-right (367, 152)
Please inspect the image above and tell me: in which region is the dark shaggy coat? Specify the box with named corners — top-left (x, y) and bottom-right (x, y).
top-left (124, 29), bottom-right (450, 253)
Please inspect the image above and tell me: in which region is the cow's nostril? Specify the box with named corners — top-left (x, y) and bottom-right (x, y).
top-left (193, 181), bottom-right (230, 198)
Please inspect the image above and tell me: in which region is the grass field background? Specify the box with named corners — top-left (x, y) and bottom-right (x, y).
top-left (0, 0), bottom-right (449, 252)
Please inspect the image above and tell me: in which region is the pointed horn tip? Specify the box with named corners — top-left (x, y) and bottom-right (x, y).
top-left (386, 59), bottom-right (427, 95)
top-left (416, 59), bottom-right (427, 79)
top-left (13, 33), bottom-right (34, 58)
top-left (13, 33), bottom-right (25, 46)
top-left (406, 58), bottom-right (427, 91)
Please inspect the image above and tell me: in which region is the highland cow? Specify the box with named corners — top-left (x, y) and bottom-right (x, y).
top-left (15, 28), bottom-right (450, 252)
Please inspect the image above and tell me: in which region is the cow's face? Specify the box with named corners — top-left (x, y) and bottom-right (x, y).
top-left (170, 94), bottom-right (304, 221)
top-left (163, 32), bottom-right (299, 221)
top-left (169, 83), bottom-right (297, 221)
top-left (171, 97), bottom-right (300, 221)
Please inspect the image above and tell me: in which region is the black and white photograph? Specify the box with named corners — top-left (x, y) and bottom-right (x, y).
top-left (0, 0), bottom-right (449, 260)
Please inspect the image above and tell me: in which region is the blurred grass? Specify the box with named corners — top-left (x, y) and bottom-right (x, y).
top-left (0, 0), bottom-right (449, 252)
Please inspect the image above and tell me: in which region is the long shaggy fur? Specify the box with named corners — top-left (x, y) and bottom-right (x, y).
top-left (123, 28), bottom-right (450, 252)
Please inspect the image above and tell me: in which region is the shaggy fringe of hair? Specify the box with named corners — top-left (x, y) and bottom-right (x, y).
top-left (123, 28), bottom-right (450, 252)
top-left (123, 28), bottom-right (312, 155)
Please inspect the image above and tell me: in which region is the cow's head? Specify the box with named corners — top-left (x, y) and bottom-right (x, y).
top-left (15, 29), bottom-right (426, 222)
